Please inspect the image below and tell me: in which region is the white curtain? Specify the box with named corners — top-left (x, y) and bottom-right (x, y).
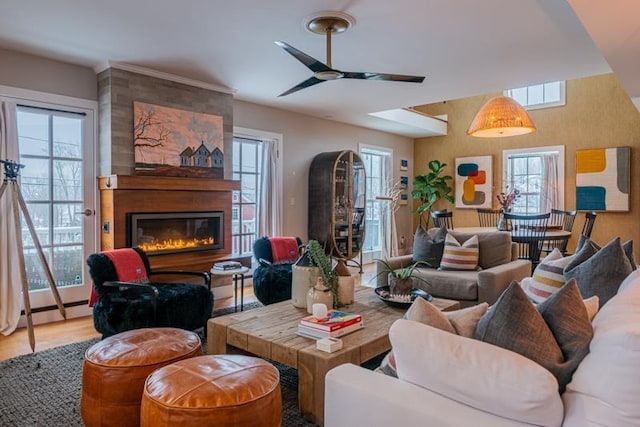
top-left (258, 139), bottom-right (282, 236)
top-left (0, 101), bottom-right (23, 336)
top-left (380, 154), bottom-right (399, 258)
top-left (540, 153), bottom-right (559, 213)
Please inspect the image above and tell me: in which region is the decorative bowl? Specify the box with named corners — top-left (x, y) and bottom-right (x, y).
top-left (374, 286), bottom-right (433, 308)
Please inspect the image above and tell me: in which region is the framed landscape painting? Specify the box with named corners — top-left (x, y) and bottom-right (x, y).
top-left (133, 101), bottom-right (224, 178)
top-left (576, 146), bottom-right (630, 211)
top-left (455, 156), bottom-right (492, 208)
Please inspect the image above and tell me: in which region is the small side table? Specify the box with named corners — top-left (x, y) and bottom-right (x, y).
top-left (210, 266), bottom-right (250, 312)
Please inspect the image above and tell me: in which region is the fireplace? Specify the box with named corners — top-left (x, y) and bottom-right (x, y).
top-left (128, 211), bottom-right (224, 255)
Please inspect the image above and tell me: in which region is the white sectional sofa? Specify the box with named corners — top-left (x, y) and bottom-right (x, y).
top-left (325, 269), bottom-right (640, 427)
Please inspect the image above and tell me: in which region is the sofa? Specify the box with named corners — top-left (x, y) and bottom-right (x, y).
top-left (325, 269), bottom-right (640, 427)
top-left (376, 229), bottom-right (531, 307)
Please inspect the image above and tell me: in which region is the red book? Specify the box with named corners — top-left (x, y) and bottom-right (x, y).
top-left (300, 310), bottom-right (362, 331)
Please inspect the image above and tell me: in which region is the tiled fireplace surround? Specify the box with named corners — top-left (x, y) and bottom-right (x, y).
top-left (97, 67), bottom-right (242, 275)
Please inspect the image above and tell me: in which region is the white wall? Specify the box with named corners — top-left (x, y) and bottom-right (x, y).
top-left (234, 100), bottom-right (415, 249)
top-left (0, 48), bottom-right (97, 100)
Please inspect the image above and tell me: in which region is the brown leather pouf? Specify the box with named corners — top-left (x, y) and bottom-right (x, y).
top-left (81, 328), bottom-right (202, 427)
top-left (140, 354), bottom-right (282, 427)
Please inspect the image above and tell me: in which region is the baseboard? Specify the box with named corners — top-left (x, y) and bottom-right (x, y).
top-left (17, 304), bottom-right (93, 327)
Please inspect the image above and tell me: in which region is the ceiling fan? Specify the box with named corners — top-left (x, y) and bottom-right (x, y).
top-left (275, 12), bottom-right (425, 97)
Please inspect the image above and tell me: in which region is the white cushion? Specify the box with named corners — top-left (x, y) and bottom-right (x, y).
top-left (390, 319), bottom-right (563, 427)
top-left (563, 270), bottom-right (640, 426)
top-left (439, 233), bottom-right (479, 270)
top-left (521, 248), bottom-right (573, 303)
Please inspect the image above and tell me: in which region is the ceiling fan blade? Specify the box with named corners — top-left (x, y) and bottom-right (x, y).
top-left (278, 76), bottom-right (326, 97)
top-left (342, 71), bottom-right (425, 83)
top-left (275, 41), bottom-right (331, 73)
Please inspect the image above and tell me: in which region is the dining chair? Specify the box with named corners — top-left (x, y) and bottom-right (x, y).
top-left (581, 211), bottom-right (597, 238)
top-left (431, 210), bottom-right (454, 229)
top-left (476, 208), bottom-right (503, 228)
top-left (541, 209), bottom-right (577, 255)
top-left (503, 212), bottom-right (550, 271)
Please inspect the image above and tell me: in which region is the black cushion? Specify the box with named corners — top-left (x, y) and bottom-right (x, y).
top-left (412, 226), bottom-right (447, 267)
top-left (252, 264), bottom-right (292, 305)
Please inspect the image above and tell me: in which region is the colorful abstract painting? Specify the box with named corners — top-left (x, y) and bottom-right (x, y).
top-left (455, 156), bottom-right (492, 208)
top-left (576, 147), bottom-right (630, 211)
top-left (133, 101), bottom-right (224, 178)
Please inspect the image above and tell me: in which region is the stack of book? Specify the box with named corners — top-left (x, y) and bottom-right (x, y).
top-left (297, 310), bottom-right (363, 339)
top-left (212, 261), bottom-right (242, 271)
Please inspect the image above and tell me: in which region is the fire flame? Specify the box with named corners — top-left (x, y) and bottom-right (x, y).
top-left (138, 237), bottom-right (215, 252)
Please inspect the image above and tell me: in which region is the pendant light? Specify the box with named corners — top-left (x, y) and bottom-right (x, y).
top-left (467, 96), bottom-right (536, 138)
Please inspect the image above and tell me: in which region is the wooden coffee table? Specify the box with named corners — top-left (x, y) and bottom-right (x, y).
top-left (207, 287), bottom-right (459, 426)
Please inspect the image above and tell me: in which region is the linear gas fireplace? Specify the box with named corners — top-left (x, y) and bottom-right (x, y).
top-left (128, 211), bottom-right (224, 255)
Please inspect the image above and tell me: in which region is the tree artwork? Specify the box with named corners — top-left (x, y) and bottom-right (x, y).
top-left (133, 101), bottom-right (224, 178)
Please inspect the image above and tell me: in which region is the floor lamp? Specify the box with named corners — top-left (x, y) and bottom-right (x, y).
top-left (0, 159), bottom-right (66, 351)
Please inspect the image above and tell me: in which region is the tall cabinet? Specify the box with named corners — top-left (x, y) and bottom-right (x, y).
top-left (308, 150), bottom-right (366, 262)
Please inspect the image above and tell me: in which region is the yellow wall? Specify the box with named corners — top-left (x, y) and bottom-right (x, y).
top-left (413, 73), bottom-right (640, 256)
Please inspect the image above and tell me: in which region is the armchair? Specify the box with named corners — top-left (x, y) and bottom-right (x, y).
top-left (87, 247), bottom-right (213, 338)
top-left (252, 236), bottom-right (303, 305)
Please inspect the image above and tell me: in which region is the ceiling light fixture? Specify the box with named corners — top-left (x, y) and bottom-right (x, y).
top-left (467, 96), bottom-right (536, 138)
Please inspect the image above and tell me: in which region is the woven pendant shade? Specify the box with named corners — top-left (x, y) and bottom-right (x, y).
top-left (467, 96), bottom-right (536, 138)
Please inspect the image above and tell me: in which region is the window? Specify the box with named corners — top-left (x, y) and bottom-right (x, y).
top-left (17, 106), bottom-right (87, 292)
top-left (502, 146), bottom-right (565, 214)
top-left (232, 137), bottom-right (261, 255)
top-left (360, 146), bottom-right (392, 255)
top-left (505, 81), bottom-right (565, 110)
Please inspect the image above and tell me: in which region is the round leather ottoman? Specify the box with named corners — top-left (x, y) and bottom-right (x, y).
top-left (81, 328), bottom-right (202, 427)
top-left (140, 355), bottom-right (282, 427)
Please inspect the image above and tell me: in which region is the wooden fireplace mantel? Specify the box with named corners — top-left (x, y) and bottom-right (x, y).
top-left (98, 175), bottom-right (241, 272)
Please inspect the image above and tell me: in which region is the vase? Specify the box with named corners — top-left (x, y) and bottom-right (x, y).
top-left (497, 211), bottom-right (511, 231)
top-left (292, 251), bottom-right (319, 308)
top-left (337, 275), bottom-right (355, 305)
top-left (334, 260), bottom-right (354, 306)
top-left (306, 278), bottom-right (334, 314)
top-left (389, 275), bottom-right (413, 295)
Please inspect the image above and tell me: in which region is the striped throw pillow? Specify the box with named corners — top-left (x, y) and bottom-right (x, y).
top-left (439, 233), bottom-right (479, 270)
top-left (521, 248), bottom-right (573, 303)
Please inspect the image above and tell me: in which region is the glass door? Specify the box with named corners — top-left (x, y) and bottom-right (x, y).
top-left (16, 105), bottom-right (96, 308)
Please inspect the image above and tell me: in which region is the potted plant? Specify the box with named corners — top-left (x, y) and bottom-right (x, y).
top-left (373, 259), bottom-right (431, 295)
top-left (306, 240), bottom-right (339, 310)
top-left (411, 160), bottom-right (454, 227)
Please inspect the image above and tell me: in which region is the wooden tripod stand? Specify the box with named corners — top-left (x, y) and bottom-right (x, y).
top-left (0, 159), bottom-right (66, 351)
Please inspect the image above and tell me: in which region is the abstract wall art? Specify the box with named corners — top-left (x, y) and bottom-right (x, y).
top-left (576, 146), bottom-right (630, 211)
top-left (455, 156), bottom-right (492, 208)
top-left (133, 101), bottom-right (224, 178)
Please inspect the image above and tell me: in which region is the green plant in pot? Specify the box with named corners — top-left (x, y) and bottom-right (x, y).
top-left (306, 240), bottom-right (339, 309)
top-left (412, 160), bottom-right (454, 228)
top-left (373, 260), bottom-right (431, 295)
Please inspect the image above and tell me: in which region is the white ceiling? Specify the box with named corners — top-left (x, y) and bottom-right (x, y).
top-left (0, 0), bottom-right (625, 136)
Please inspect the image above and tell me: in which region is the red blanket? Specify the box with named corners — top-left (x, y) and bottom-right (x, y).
top-left (269, 237), bottom-right (300, 263)
top-left (89, 249), bottom-right (148, 307)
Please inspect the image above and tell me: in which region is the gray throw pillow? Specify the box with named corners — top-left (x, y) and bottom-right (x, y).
top-left (536, 278), bottom-right (593, 393)
top-left (575, 236), bottom-right (636, 271)
top-left (412, 226), bottom-right (447, 267)
top-left (450, 230), bottom-right (512, 269)
top-left (475, 281), bottom-right (564, 382)
top-left (564, 237), bottom-right (633, 307)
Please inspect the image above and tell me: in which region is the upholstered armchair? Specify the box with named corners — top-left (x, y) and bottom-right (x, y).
top-left (252, 236), bottom-right (303, 305)
top-left (87, 247), bottom-right (213, 338)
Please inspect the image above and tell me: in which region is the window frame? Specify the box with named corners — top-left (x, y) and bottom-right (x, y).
top-left (502, 145), bottom-right (565, 213)
top-left (231, 127), bottom-right (283, 257)
top-left (505, 81), bottom-right (566, 110)
top-left (359, 143), bottom-right (393, 256)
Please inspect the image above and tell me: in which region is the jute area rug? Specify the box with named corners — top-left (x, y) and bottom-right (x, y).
top-left (0, 303), bottom-right (316, 427)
